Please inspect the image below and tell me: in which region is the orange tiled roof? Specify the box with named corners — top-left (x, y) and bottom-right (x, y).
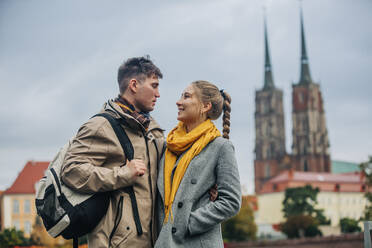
top-left (4, 161), bottom-right (49, 194)
top-left (270, 170), bottom-right (362, 184)
top-left (259, 169), bottom-right (365, 194)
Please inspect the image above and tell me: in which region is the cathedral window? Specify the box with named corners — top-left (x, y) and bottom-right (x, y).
top-left (298, 92), bottom-right (304, 103)
top-left (270, 143), bottom-right (275, 157)
top-left (271, 97), bottom-right (276, 109)
top-left (265, 163), bottom-right (270, 178)
top-left (301, 141), bottom-right (307, 155)
top-left (303, 119), bottom-right (308, 131)
top-left (266, 148), bottom-right (271, 159)
top-left (303, 160), bottom-right (308, 171)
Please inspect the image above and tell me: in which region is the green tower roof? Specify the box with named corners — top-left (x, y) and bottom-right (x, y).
top-left (332, 160), bottom-right (360, 174)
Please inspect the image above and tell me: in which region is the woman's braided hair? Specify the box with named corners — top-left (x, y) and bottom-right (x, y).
top-left (192, 80), bottom-right (231, 139)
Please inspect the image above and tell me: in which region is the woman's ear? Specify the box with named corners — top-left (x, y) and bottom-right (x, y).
top-left (202, 102), bottom-right (212, 114)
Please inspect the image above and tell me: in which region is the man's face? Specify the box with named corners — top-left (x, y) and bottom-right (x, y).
top-left (134, 74), bottom-right (160, 112)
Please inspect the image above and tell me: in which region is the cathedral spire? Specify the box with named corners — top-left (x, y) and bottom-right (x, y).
top-left (298, 4), bottom-right (313, 85)
top-left (263, 10), bottom-right (275, 90)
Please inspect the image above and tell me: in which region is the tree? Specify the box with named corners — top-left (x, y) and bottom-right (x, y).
top-left (340, 218), bottom-right (361, 233)
top-left (279, 215), bottom-right (321, 239)
top-left (31, 216), bottom-right (68, 247)
top-left (0, 228), bottom-right (31, 248)
top-left (279, 185), bottom-right (329, 238)
top-left (359, 156), bottom-right (372, 221)
top-left (222, 201), bottom-right (257, 242)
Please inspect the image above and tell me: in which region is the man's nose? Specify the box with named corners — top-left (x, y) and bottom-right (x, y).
top-left (155, 88), bottom-right (160, 98)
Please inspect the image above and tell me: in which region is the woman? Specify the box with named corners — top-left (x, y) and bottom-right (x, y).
top-left (155, 80), bottom-right (241, 248)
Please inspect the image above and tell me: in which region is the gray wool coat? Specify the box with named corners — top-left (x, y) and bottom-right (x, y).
top-left (155, 137), bottom-right (242, 248)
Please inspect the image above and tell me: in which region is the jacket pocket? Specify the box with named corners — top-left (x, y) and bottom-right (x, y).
top-left (109, 195), bottom-right (134, 247)
top-left (199, 225), bottom-right (224, 248)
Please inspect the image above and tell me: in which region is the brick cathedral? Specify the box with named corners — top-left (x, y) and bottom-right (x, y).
top-left (254, 9), bottom-right (331, 193)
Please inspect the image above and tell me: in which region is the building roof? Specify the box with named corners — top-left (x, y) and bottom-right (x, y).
top-left (298, 6), bottom-right (313, 85)
top-left (4, 161), bottom-right (49, 194)
top-left (259, 169), bottom-right (364, 194)
top-left (332, 160), bottom-right (360, 174)
top-left (262, 13), bottom-right (275, 91)
top-left (270, 170), bottom-right (362, 184)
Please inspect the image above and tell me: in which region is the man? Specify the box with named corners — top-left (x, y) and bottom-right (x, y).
top-left (61, 56), bottom-right (164, 248)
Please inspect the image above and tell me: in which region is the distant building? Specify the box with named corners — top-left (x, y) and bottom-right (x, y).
top-left (290, 8), bottom-right (331, 174)
top-left (253, 8), bottom-right (364, 239)
top-left (255, 170), bottom-right (366, 237)
top-left (254, 5), bottom-right (331, 194)
top-left (254, 13), bottom-right (289, 194)
top-left (0, 190), bottom-right (3, 231)
top-left (1, 161), bottom-right (49, 236)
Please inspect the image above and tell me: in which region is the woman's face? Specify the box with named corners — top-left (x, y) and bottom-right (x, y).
top-left (176, 84), bottom-right (203, 124)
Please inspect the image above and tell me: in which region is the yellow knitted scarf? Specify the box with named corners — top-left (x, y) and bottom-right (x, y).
top-left (163, 119), bottom-right (221, 223)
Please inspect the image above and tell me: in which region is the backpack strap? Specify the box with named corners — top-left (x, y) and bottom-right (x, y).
top-left (92, 113), bottom-right (143, 236)
top-left (73, 237), bottom-right (78, 248)
top-left (93, 113), bottom-right (134, 160)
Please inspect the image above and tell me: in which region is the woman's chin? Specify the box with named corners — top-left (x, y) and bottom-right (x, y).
top-left (178, 115), bottom-right (189, 123)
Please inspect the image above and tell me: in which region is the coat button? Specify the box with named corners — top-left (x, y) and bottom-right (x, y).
top-left (191, 178), bottom-right (197, 184)
top-left (178, 202), bottom-right (183, 208)
top-left (172, 227), bottom-right (177, 233)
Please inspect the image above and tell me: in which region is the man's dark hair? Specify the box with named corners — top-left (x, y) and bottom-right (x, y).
top-left (117, 55), bottom-right (163, 94)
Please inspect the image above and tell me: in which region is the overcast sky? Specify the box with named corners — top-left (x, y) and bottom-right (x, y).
top-left (0, 0), bottom-right (371, 193)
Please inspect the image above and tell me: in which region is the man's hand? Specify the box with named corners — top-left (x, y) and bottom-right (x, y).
top-left (209, 184), bottom-right (218, 201)
top-left (126, 159), bottom-right (146, 178)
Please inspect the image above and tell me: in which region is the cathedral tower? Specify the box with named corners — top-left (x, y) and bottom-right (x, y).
top-left (291, 7), bottom-right (331, 172)
top-left (254, 14), bottom-right (287, 193)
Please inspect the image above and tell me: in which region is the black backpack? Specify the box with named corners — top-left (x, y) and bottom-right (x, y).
top-left (35, 112), bottom-right (142, 247)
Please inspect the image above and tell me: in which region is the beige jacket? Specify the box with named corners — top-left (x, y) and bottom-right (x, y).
top-left (61, 100), bottom-right (165, 248)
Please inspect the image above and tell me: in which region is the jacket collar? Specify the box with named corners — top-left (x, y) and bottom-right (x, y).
top-left (102, 99), bottom-right (162, 132)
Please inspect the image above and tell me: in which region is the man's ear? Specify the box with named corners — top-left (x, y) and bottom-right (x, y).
top-left (128, 79), bottom-right (138, 93)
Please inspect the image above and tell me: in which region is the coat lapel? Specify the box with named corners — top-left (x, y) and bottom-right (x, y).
top-left (158, 153), bottom-right (187, 202)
